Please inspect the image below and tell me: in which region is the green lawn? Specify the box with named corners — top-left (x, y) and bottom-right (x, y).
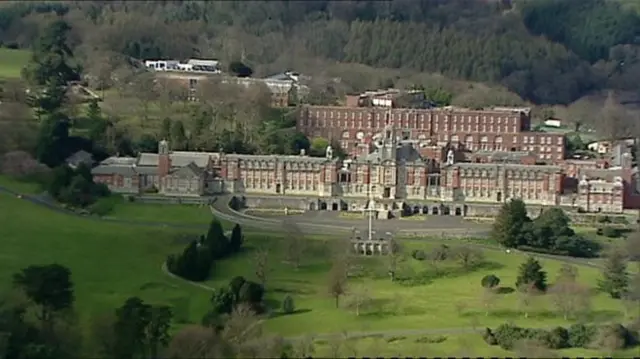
top-left (106, 200), bottom-right (218, 226)
top-left (0, 192), bottom-right (213, 330)
top-left (1, 191), bottom-right (637, 357)
top-left (0, 48), bottom-right (30, 78)
top-left (0, 175), bottom-right (43, 194)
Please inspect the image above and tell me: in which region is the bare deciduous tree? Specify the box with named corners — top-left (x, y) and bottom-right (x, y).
top-left (328, 257), bottom-right (348, 308)
top-left (348, 284), bottom-right (371, 317)
top-left (514, 339), bottom-right (559, 358)
top-left (293, 334), bottom-right (315, 358)
top-left (480, 287), bottom-right (496, 317)
top-left (282, 219), bottom-right (305, 269)
top-left (0, 151), bottom-right (48, 177)
top-left (429, 244), bottom-right (449, 274)
top-left (254, 247), bottom-right (270, 288)
top-left (167, 325), bottom-right (234, 359)
top-left (454, 246), bottom-right (484, 270)
top-left (517, 283), bottom-right (541, 318)
top-left (388, 238), bottom-right (400, 281)
top-left (549, 264), bottom-right (591, 320)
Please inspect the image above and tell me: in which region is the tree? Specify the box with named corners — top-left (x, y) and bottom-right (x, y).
top-left (282, 295), bottom-right (295, 314)
top-left (205, 218), bottom-right (229, 260)
top-left (515, 257), bottom-right (547, 292)
top-left (23, 19), bottom-right (79, 86)
top-left (309, 137), bottom-right (330, 157)
top-left (229, 224), bottom-right (243, 253)
top-left (12, 264), bottom-right (74, 330)
top-left (481, 287), bottom-right (497, 316)
top-left (428, 244), bottom-right (449, 274)
top-left (549, 265), bottom-right (591, 320)
top-left (228, 61), bottom-right (253, 78)
top-left (170, 120), bottom-right (188, 150)
top-left (492, 199), bottom-right (530, 248)
top-left (282, 219), bottom-right (305, 269)
top-left (481, 274), bottom-right (501, 290)
top-left (160, 118), bottom-right (172, 140)
top-left (599, 249), bottom-right (629, 299)
top-left (167, 325), bottom-right (233, 359)
top-left (625, 231), bottom-right (640, 262)
top-left (254, 247), bottom-right (270, 288)
top-left (454, 246), bottom-right (484, 270)
top-left (112, 297), bottom-right (152, 359)
top-left (328, 258), bottom-right (348, 308)
top-left (387, 238), bottom-right (400, 281)
top-left (517, 282), bottom-right (540, 318)
top-left (348, 285), bottom-right (371, 317)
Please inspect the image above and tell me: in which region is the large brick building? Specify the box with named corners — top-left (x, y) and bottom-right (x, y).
top-left (297, 103), bottom-right (566, 163)
top-left (92, 122), bottom-right (637, 215)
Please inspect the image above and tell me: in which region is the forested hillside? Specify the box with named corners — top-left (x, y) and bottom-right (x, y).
top-left (0, 0), bottom-right (639, 105)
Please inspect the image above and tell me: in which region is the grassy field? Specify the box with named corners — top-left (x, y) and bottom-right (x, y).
top-left (0, 175), bottom-right (43, 194)
top-left (0, 48), bottom-right (30, 79)
top-left (106, 200), bottom-right (217, 226)
top-left (1, 190), bottom-right (637, 356)
top-left (0, 192), bottom-right (213, 330)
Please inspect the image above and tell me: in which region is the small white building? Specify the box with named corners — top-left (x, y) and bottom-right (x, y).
top-left (544, 119), bottom-right (562, 128)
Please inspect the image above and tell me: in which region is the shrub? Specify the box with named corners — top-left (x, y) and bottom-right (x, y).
top-left (598, 215), bottom-right (612, 224)
top-left (592, 323), bottom-right (634, 350)
top-left (88, 196), bottom-right (120, 216)
top-left (411, 249), bottom-right (427, 261)
top-left (545, 327), bottom-right (569, 349)
top-left (568, 324), bottom-right (597, 348)
top-left (483, 328), bottom-right (498, 345)
top-left (282, 295), bottom-right (295, 314)
top-left (493, 323), bottom-right (526, 350)
top-left (481, 274), bottom-right (500, 289)
top-left (602, 226), bottom-right (621, 238)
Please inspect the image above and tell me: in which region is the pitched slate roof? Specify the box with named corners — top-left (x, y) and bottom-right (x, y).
top-left (170, 162), bottom-right (203, 178)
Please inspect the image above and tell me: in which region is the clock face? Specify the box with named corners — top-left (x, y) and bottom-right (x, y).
top-left (356, 131), bottom-right (364, 140)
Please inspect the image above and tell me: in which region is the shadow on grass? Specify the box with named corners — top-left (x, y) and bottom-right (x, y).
top-left (139, 281), bottom-right (178, 290)
top-left (395, 261), bottom-right (505, 287)
top-left (495, 286), bottom-right (515, 294)
top-left (268, 308), bottom-right (313, 319)
top-left (461, 309), bottom-right (622, 321)
top-left (357, 298), bottom-right (427, 318)
top-left (270, 286), bottom-right (316, 295)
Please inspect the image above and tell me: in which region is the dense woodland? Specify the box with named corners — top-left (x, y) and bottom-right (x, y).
top-left (0, 0), bottom-right (639, 105)
top-left (1, 0), bottom-right (640, 164)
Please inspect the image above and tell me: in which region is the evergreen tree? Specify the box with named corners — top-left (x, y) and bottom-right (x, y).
top-left (160, 118), bottom-right (172, 141)
top-left (515, 257), bottom-right (547, 292)
top-left (23, 19), bottom-right (79, 86)
top-left (86, 99), bottom-right (102, 122)
top-left (492, 199), bottom-right (530, 248)
top-left (598, 250), bottom-right (629, 299)
top-left (170, 120), bottom-right (187, 150)
top-left (205, 218), bottom-right (229, 259)
top-left (229, 223), bottom-right (243, 252)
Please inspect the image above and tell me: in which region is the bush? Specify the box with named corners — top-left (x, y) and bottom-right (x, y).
top-left (602, 226), bottom-right (621, 238)
top-left (568, 324), bottom-right (597, 348)
top-left (88, 195), bottom-right (120, 216)
top-left (493, 323), bottom-right (527, 350)
top-left (545, 327), bottom-right (569, 349)
top-left (282, 295), bottom-right (295, 314)
top-left (598, 215), bottom-right (612, 224)
top-left (597, 227), bottom-right (604, 235)
top-left (481, 274), bottom-right (500, 289)
top-left (483, 328), bottom-right (498, 345)
top-left (411, 249), bottom-right (427, 261)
